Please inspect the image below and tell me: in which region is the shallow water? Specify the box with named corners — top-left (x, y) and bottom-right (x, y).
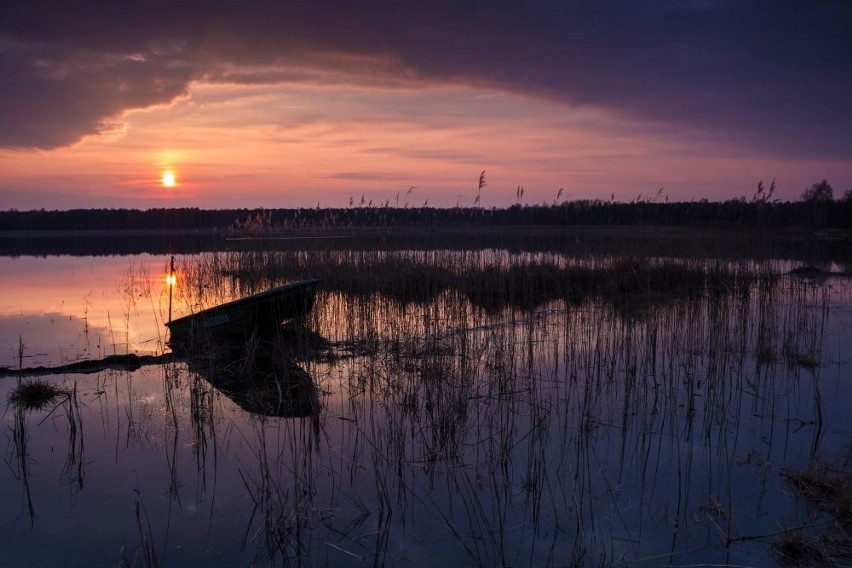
top-left (1, 249), bottom-right (850, 567)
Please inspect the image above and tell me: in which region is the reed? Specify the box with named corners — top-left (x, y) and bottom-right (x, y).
top-left (52, 236), bottom-right (844, 566)
top-left (179, 248), bottom-right (777, 322)
top-left (8, 402), bottom-right (35, 524)
top-left (60, 381), bottom-right (85, 492)
top-left (133, 489), bottom-right (160, 568)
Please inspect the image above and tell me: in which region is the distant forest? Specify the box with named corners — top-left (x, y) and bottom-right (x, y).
top-left (2, 196), bottom-right (851, 233)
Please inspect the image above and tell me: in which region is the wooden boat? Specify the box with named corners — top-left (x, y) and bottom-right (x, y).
top-left (166, 279), bottom-right (318, 346)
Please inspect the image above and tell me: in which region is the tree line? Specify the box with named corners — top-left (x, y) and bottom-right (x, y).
top-left (2, 181), bottom-right (851, 232)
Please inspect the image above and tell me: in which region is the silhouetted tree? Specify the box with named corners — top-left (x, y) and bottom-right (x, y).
top-left (800, 180), bottom-right (835, 227)
top-left (801, 179), bottom-right (834, 201)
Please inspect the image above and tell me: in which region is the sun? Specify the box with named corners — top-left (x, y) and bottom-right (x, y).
top-left (161, 170), bottom-right (177, 188)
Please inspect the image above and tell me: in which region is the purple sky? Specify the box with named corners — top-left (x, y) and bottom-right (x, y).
top-left (1, 1), bottom-right (850, 209)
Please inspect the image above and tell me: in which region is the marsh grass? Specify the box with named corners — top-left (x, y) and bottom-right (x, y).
top-left (784, 464), bottom-right (852, 523)
top-left (4, 377), bottom-right (83, 527)
top-left (775, 459), bottom-right (852, 566)
top-left (103, 243), bottom-right (849, 565)
top-left (182, 248), bottom-right (777, 320)
top-left (8, 379), bottom-right (66, 411)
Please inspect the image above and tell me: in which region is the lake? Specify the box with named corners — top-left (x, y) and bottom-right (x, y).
top-left (1, 235), bottom-right (850, 567)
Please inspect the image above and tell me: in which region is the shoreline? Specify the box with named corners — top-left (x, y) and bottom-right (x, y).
top-left (1, 223), bottom-right (849, 239)
top-left (1, 225), bottom-right (849, 262)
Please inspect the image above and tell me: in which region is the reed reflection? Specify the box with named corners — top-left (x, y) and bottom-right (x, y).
top-left (5, 378), bottom-right (83, 525)
top-left (0, 246), bottom-right (849, 566)
top-left (170, 330), bottom-right (327, 565)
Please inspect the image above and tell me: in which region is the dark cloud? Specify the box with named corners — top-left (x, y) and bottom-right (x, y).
top-left (0, 38), bottom-right (193, 148)
top-left (1, 0), bottom-right (850, 156)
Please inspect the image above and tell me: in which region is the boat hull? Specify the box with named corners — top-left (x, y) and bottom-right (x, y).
top-left (166, 279), bottom-right (318, 348)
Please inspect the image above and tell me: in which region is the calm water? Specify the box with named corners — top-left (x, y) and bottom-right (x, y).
top-left (1, 249), bottom-right (850, 567)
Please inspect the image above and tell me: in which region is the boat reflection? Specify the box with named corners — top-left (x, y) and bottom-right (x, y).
top-left (180, 337), bottom-right (320, 418)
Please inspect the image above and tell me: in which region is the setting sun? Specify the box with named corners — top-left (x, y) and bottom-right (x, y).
top-left (162, 170), bottom-right (176, 188)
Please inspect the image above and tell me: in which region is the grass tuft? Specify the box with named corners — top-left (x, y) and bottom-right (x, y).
top-left (8, 380), bottom-right (65, 411)
top-left (774, 532), bottom-right (834, 567)
top-left (783, 464), bottom-right (852, 524)
top-left (775, 462), bottom-right (852, 566)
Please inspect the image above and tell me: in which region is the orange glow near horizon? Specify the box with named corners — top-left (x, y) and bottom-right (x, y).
top-left (0, 80), bottom-right (849, 210)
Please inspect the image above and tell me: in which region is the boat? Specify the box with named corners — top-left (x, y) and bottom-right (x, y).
top-left (166, 279), bottom-right (319, 347)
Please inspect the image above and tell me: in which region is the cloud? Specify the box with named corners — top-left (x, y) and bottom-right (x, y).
top-left (1, 0), bottom-right (850, 157)
top-left (325, 172), bottom-right (408, 182)
top-left (0, 37), bottom-right (194, 148)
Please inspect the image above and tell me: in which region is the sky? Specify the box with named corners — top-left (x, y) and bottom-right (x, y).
top-left (1, 1), bottom-right (850, 210)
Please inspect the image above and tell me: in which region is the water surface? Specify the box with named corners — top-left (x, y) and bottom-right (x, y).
top-left (1, 248), bottom-right (850, 567)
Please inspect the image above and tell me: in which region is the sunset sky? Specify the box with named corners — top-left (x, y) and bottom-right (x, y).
top-left (1, 1), bottom-right (850, 210)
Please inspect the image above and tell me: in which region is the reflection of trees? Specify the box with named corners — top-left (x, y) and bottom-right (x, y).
top-left (3, 199), bottom-right (852, 257)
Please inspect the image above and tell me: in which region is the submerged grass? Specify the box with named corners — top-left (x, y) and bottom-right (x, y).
top-left (151, 244), bottom-right (844, 565)
top-left (775, 457), bottom-right (852, 567)
top-left (783, 463), bottom-right (852, 524)
top-left (11, 240), bottom-right (840, 566)
top-left (8, 379), bottom-right (66, 411)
